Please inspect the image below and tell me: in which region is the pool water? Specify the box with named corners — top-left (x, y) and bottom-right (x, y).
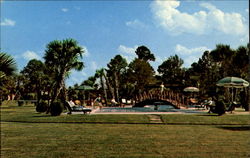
top-left (96, 105), bottom-right (205, 113)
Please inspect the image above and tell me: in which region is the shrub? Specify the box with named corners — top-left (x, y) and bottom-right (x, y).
top-left (18, 100), bottom-right (24, 106)
top-left (36, 101), bottom-right (48, 113)
top-left (215, 100), bottom-right (226, 116)
top-left (50, 101), bottom-right (64, 116)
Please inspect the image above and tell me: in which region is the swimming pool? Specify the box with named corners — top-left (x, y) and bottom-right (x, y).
top-left (95, 105), bottom-right (205, 114)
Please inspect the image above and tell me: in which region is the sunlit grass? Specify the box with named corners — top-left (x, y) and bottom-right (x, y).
top-left (1, 101), bottom-right (250, 157)
top-left (1, 122), bottom-right (250, 158)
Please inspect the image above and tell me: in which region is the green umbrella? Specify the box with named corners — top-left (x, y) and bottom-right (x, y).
top-left (216, 77), bottom-right (249, 88)
top-left (216, 77), bottom-right (249, 103)
top-left (77, 85), bottom-right (94, 91)
top-left (76, 85), bottom-right (94, 105)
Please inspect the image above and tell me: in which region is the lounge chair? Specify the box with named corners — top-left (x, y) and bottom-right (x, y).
top-left (66, 101), bottom-right (92, 114)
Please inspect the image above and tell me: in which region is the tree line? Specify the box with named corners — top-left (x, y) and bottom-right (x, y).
top-left (0, 39), bottom-right (249, 112)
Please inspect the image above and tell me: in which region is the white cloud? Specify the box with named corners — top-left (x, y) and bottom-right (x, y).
top-left (22, 51), bottom-right (41, 60)
top-left (117, 45), bottom-right (138, 63)
top-left (118, 45), bottom-right (137, 55)
top-left (174, 44), bottom-right (210, 67)
top-left (175, 44), bottom-right (210, 55)
top-left (185, 56), bottom-right (200, 67)
top-left (61, 8), bottom-right (69, 12)
top-left (151, 0), bottom-right (247, 36)
top-left (126, 19), bottom-right (147, 29)
top-left (0, 18), bottom-right (16, 26)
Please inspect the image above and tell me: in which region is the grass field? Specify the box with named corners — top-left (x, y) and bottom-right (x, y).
top-left (1, 102), bottom-right (250, 158)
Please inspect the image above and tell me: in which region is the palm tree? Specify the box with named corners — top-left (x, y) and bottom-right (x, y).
top-left (44, 39), bottom-right (84, 103)
top-left (95, 68), bottom-right (108, 105)
top-left (0, 52), bottom-right (17, 78)
top-left (0, 52), bottom-right (17, 104)
top-left (107, 55), bottom-right (127, 102)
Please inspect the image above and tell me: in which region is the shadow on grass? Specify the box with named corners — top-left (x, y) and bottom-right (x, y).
top-left (218, 126), bottom-right (250, 131)
top-left (33, 115), bottom-right (52, 118)
top-left (197, 114), bottom-right (218, 117)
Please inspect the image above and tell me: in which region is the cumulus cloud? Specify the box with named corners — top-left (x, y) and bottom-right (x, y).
top-left (0, 18), bottom-right (16, 26)
top-left (118, 45), bottom-right (137, 55)
top-left (22, 51), bottom-right (41, 60)
top-left (175, 44), bottom-right (209, 55)
top-left (61, 8), bottom-right (69, 12)
top-left (126, 19), bottom-right (147, 29)
top-left (117, 45), bottom-right (138, 63)
top-left (151, 0), bottom-right (247, 36)
top-left (174, 44), bottom-right (210, 67)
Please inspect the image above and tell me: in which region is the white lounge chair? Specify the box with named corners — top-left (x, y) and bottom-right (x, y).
top-left (66, 101), bottom-right (92, 114)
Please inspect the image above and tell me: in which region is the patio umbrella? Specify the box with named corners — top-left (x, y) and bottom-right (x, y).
top-left (76, 85), bottom-right (94, 105)
top-left (183, 87), bottom-right (199, 99)
top-left (216, 77), bottom-right (249, 102)
top-left (77, 85), bottom-right (95, 91)
top-left (216, 77), bottom-right (249, 88)
top-left (183, 87), bottom-right (199, 92)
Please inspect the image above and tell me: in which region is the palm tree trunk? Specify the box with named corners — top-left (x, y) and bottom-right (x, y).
top-left (100, 76), bottom-right (108, 106)
top-left (103, 71), bottom-right (115, 99)
top-left (114, 72), bottom-right (119, 102)
top-left (47, 72), bottom-right (65, 113)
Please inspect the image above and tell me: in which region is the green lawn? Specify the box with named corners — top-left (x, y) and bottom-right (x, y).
top-left (1, 102), bottom-right (250, 158)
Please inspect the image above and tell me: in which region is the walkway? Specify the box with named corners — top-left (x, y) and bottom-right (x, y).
top-left (147, 115), bottom-right (163, 123)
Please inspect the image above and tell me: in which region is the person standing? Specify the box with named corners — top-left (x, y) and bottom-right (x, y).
top-left (94, 95), bottom-right (103, 109)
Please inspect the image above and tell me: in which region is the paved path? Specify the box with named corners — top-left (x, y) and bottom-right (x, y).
top-left (147, 115), bottom-right (163, 123)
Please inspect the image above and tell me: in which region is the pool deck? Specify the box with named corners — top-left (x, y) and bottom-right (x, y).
top-left (64, 106), bottom-right (250, 115)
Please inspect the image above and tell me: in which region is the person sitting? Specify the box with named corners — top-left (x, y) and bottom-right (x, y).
top-left (66, 99), bottom-right (91, 114)
top-left (111, 98), bottom-right (118, 107)
top-left (65, 99), bottom-right (75, 114)
top-left (207, 97), bottom-right (216, 113)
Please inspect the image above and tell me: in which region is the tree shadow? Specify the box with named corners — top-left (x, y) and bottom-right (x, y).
top-left (33, 115), bottom-right (52, 118)
top-left (197, 114), bottom-right (218, 117)
top-left (217, 126), bottom-right (250, 131)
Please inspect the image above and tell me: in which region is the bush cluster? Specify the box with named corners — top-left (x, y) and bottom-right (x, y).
top-left (36, 101), bottom-right (48, 113)
top-left (50, 101), bottom-right (64, 116)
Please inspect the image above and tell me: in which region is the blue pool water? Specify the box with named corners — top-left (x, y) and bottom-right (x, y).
top-left (96, 105), bottom-right (205, 114)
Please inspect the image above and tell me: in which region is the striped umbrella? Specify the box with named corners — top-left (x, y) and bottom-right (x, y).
top-left (216, 77), bottom-right (249, 103)
top-left (183, 87), bottom-right (199, 92)
top-left (216, 77), bottom-right (249, 88)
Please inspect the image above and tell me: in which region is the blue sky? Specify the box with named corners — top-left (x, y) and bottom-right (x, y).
top-left (1, 0), bottom-right (249, 87)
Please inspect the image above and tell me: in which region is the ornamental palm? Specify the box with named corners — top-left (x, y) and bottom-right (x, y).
top-left (0, 52), bottom-right (17, 78)
top-left (44, 39), bottom-right (84, 102)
